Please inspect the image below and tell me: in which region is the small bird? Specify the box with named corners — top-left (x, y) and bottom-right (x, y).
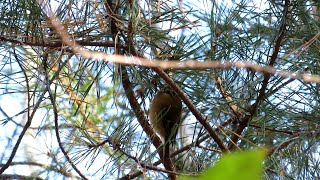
top-left (149, 86), bottom-right (182, 160)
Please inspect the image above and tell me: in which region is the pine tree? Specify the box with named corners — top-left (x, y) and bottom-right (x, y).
top-left (0, 0), bottom-right (319, 179)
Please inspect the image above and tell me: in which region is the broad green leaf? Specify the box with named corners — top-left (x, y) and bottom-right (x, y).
top-left (181, 149), bottom-right (265, 180)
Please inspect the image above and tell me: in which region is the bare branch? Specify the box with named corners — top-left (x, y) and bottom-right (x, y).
top-left (44, 53), bottom-right (88, 180)
top-left (45, 16), bottom-right (320, 85)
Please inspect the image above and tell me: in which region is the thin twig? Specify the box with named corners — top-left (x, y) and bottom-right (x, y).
top-left (0, 50), bottom-right (31, 174)
top-left (214, 76), bottom-right (241, 118)
top-left (44, 58), bottom-right (88, 179)
top-left (266, 133), bottom-right (300, 156)
top-left (90, 135), bottom-right (179, 176)
top-left (0, 36), bottom-right (124, 48)
top-left (249, 124), bottom-right (294, 135)
top-left (0, 161), bottom-right (75, 178)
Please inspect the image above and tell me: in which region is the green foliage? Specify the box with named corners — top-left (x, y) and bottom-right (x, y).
top-left (182, 149), bottom-right (265, 180)
top-left (0, 0), bottom-right (320, 179)
top-left (202, 150), bottom-right (265, 180)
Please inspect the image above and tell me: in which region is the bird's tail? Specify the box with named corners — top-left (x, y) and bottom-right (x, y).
top-left (164, 137), bottom-right (170, 160)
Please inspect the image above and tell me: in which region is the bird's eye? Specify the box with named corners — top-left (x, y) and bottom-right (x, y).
top-left (162, 86), bottom-right (177, 97)
top-left (170, 90), bottom-right (177, 96)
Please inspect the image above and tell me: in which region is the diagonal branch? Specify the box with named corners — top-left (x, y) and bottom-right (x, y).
top-left (44, 57), bottom-right (88, 180)
top-left (228, 0), bottom-right (290, 150)
top-left (44, 16), bottom-right (320, 84)
top-left (0, 50), bottom-right (31, 174)
top-left (153, 68), bottom-right (229, 152)
top-left (119, 65), bottom-right (176, 175)
top-left (119, 118), bottom-right (233, 179)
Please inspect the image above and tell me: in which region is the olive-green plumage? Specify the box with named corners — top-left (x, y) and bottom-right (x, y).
top-left (149, 87), bottom-right (182, 160)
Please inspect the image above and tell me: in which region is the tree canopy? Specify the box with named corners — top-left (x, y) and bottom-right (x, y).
top-left (0, 0), bottom-right (319, 179)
